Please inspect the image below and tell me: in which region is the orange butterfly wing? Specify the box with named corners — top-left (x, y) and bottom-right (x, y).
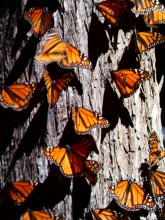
top-left (2, 181), bottom-right (35, 204)
top-left (42, 139), bottom-right (93, 177)
top-left (144, 10), bottom-right (165, 26)
top-left (35, 30), bottom-right (67, 64)
top-left (0, 83), bottom-right (36, 110)
top-left (109, 180), bottom-right (155, 211)
top-left (91, 209), bottom-right (120, 220)
top-left (96, 0), bottom-right (134, 25)
top-left (146, 131), bottom-right (165, 197)
top-left (149, 171), bottom-right (165, 196)
top-left (83, 160), bottom-right (101, 185)
top-left (136, 31), bottom-right (165, 52)
top-left (43, 146), bottom-right (73, 176)
top-left (58, 44), bottom-right (92, 69)
top-left (149, 131), bottom-right (165, 166)
top-left (35, 29), bottom-right (92, 68)
top-left (25, 7), bottom-right (54, 36)
top-left (131, 0), bottom-right (164, 15)
top-left (43, 70), bottom-right (73, 106)
top-left (72, 107), bottom-right (110, 134)
top-left (96, 1), bottom-right (123, 25)
top-left (111, 69), bottom-right (149, 97)
top-left (20, 210), bottom-right (54, 220)
top-left (149, 131), bottom-right (159, 165)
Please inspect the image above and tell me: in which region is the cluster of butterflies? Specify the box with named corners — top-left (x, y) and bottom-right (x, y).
top-left (2, 132), bottom-right (165, 219)
top-left (86, 131), bottom-right (165, 219)
top-left (109, 134), bottom-right (165, 212)
top-left (96, 0), bottom-right (165, 52)
top-left (1, 0), bottom-right (165, 219)
top-left (1, 0), bottom-right (165, 111)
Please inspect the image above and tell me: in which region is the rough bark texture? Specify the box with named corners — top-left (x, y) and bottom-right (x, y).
top-left (0, 0), bottom-right (164, 220)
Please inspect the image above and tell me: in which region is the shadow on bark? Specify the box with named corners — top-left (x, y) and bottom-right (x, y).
top-left (0, 201), bottom-right (19, 220)
top-left (11, 18), bottom-right (31, 59)
top-left (88, 12), bottom-right (109, 69)
top-left (72, 177), bottom-right (91, 220)
top-left (118, 36), bottom-right (140, 70)
top-left (1, 165), bottom-right (71, 219)
top-left (47, 62), bottom-right (83, 95)
top-left (6, 101), bottom-right (48, 177)
top-left (101, 80), bottom-right (133, 142)
top-left (0, 108), bottom-right (15, 155)
top-left (0, 82), bottom-right (46, 156)
top-left (59, 117), bottom-right (99, 154)
top-left (6, 35), bottom-right (39, 85)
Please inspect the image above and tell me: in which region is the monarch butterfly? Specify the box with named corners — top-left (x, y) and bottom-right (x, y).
top-left (96, 0), bottom-right (134, 25)
top-left (131, 0), bottom-right (164, 15)
top-left (136, 31), bottom-right (165, 52)
top-left (20, 210), bottom-right (54, 220)
top-left (58, 43), bottom-right (92, 69)
top-left (25, 7), bottom-right (54, 36)
top-left (72, 107), bottom-right (110, 134)
top-left (0, 83), bottom-right (36, 110)
top-left (91, 209), bottom-right (129, 220)
top-left (140, 161), bottom-right (165, 198)
top-left (111, 69), bottom-right (150, 97)
top-left (43, 70), bottom-right (73, 106)
top-left (42, 138), bottom-right (94, 177)
top-left (149, 131), bottom-right (165, 166)
top-left (139, 132), bottom-right (165, 197)
top-left (149, 170), bottom-right (165, 196)
top-left (36, 29), bottom-right (92, 68)
top-left (83, 160), bottom-right (101, 185)
top-left (144, 9), bottom-right (165, 26)
top-left (109, 179), bottom-right (156, 211)
top-left (2, 181), bottom-right (36, 204)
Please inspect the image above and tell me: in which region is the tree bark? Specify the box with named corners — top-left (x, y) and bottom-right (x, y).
top-left (0, 0), bottom-right (164, 220)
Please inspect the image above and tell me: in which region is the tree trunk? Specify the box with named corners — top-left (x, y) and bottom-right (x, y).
top-left (0, 0), bottom-right (164, 220)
